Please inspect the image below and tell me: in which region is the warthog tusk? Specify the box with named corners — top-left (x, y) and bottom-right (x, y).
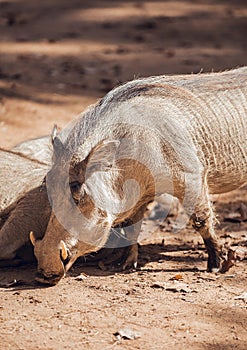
top-left (30, 231), bottom-right (36, 246)
top-left (60, 240), bottom-right (68, 261)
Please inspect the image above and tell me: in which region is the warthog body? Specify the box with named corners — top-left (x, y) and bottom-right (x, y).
top-left (12, 135), bottom-right (52, 164)
top-left (30, 67), bottom-right (247, 285)
top-left (0, 139), bottom-right (51, 262)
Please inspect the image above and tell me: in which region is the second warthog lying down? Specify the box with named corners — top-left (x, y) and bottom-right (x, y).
top-left (28, 67), bottom-right (247, 285)
top-left (0, 137), bottom-right (52, 262)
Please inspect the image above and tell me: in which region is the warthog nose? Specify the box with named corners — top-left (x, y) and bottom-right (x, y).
top-left (35, 271), bottom-right (63, 286)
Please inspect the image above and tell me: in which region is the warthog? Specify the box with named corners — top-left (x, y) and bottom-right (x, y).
top-left (29, 67), bottom-right (247, 285)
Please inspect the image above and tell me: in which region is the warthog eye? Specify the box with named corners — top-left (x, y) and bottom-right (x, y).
top-left (70, 181), bottom-right (82, 204)
top-left (70, 181), bottom-right (81, 193)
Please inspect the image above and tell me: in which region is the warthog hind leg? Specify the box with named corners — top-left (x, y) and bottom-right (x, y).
top-left (191, 184), bottom-right (221, 272)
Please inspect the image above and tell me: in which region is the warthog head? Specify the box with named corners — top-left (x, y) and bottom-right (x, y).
top-left (30, 172), bottom-right (114, 285)
top-left (30, 132), bottom-right (146, 285)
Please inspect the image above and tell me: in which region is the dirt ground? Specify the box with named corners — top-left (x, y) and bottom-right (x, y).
top-left (0, 1), bottom-right (246, 349)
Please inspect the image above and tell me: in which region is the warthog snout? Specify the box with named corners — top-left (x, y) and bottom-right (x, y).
top-left (35, 269), bottom-right (65, 286)
top-left (30, 231), bottom-right (68, 285)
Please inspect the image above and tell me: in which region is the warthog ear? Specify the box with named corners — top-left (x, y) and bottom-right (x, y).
top-left (51, 124), bottom-right (58, 142)
top-left (51, 124), bottom-right (64, 157)
top-left (60, 240), bottom-right (68, 261)
top-left (30, 231), bottom-right (36, 246)
top-left (85, 140), bottom-right (120, 173)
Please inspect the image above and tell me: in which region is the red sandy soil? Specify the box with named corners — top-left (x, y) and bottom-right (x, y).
top-left (0, 1), bottom-right (246, 349)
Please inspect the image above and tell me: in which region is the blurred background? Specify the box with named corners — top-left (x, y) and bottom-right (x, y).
top-left (0, 0), bottom-right (246, 147)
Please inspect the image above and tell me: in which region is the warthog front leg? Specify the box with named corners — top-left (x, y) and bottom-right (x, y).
top-left (98, 220), bottom-right (141, 271)
top-left (120, 223), bottom-right (140, 270)
top-left (119, 204), bottom-right (148, 270)
top-left (97, 205), bottom-right (146, 271)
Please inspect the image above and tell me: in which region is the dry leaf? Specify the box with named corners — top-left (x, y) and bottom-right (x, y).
top-left (151, 281), bottom-right (196, 293)
top-left (234, 292), bottom-right (247, 302)
top-left (114, 328), bottom-right (141, 340)
top-left (151, 283), bottom-right (165, 289)
top-left (170, 273), bottom-right (183, 281)
top-left (221, 246), bottom-right (247, 273)
top-left (74, 273), bottom-right (87, 281)
top-left (220, 248), bottom-right (237, 273)
top-left (234, 246), bottom-right (247, 260)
